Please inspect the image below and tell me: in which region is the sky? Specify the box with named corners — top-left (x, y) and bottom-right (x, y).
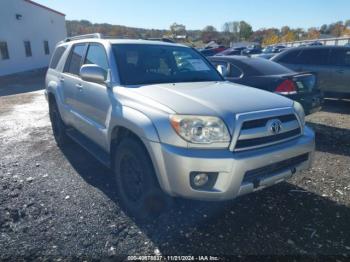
top-left (35, 0), bottom-right (350, 31)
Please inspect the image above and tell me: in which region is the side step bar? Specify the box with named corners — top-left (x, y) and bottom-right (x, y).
top-left (66, 129), bottom-right (111, 168)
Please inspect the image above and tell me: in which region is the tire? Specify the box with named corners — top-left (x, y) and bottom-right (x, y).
top-left (49, 100), bottom-right (70, 147)
top-left (113, 137), bottom-right (172, 221)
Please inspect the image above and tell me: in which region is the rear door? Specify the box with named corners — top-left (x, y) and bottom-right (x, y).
top-left (329, 48), bottom-right (350, 94)
top-left (61, 44), bottom-right (87, 116)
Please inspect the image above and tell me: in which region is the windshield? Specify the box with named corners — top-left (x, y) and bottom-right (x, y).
top-left (112, 44), bottom-right (223, 85)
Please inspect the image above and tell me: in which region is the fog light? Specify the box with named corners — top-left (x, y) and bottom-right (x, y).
top-left (193, 173), bottom-right (209, 187)
top-left (190, 172), bottom-right (218, 190)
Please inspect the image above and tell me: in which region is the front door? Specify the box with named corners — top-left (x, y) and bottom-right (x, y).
top-left (75, 43), bottom-right (112, 148)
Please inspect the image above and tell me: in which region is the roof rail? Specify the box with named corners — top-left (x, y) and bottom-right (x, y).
top-left (63, 33), bottom-right (103, 43)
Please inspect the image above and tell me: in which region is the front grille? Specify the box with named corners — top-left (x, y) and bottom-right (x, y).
top-left (236, 128), bottom-right (301, 149)
top-left (242, 153), bottom-right (309, 186)
top-left (234, 113), bottom-right (301, 151)
top-left (241, 114), bottom-right (296, 130)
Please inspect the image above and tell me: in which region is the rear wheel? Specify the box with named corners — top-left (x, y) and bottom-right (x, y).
top-left (49, 100), bottom-right (70, 147)
top-left (113, 137), bottom-right (172, 221)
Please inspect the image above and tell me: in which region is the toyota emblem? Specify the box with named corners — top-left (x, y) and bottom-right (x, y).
top-left (268, 119), bottom-right (283, 135)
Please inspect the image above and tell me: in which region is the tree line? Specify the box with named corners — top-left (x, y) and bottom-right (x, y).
top-left (66, 19), bottom-right (350, 46)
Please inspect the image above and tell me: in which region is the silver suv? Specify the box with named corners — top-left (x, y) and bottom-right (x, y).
top-left (45, 34), bottom-right (315, 219)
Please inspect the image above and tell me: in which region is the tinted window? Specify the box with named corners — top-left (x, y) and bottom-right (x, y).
top-left (84, 44), bottom-right (109, 77)
top-left (112, 44), bottom-right (222, 85)
top-left (229, 64), bottom-right (243, 78)
top-left (49, 46), bottom-right (67, 69)
top-left (24, 41), bottom-right (32, 57)
top-left (297, 48), bottom-right (330, 65)
top-left (65, 44), bottom-right (86, 76)
top-left (44, 41), bottom-right (50, 55)
top-left (242, 58), bottom-right (292, 75)
top-left (330, 48), bottom-right (350, 66)
top-left (200, 49), bottom-right (217, 56)
top-left (210, 61), bottom-right (230, 74)
top-left (0, 42), bottom-right (10, 60)
top-left (210, 61), bottom-right (243, 78)
top-left (275, 49), bottom-right (301, 63)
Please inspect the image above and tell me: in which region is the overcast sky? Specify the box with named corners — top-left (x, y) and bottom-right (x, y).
top-left (36, 0), bottom-right (350, 30)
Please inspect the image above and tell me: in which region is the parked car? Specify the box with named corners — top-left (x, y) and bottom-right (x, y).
top-left (254, 45), bottom-right (288, 60)
top-left (253, 53), bottom-right (276, 60)
top-left (46, 34), bottom-right (315, 220)
top-left (306, 41), bottom-right (323, 46)
top-left (262, 45), bottom-right (287, 54)
top-left (241, 44), bottom-right (262, 55)
top-left (272, 46), bottom-right (350, 97)
top-left (209, 56), bottom-right (323, 115)
top-left (200, 46), bottom-right (227, 57)
top-left (215, 47), bottom-right (247, 56)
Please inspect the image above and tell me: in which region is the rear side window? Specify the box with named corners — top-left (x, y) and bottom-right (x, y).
top-left (242, 58), bottom-right (292, 76)
top-left (330, 48), bottom-right (350, 66)
top-left (210, 61), bottom-right (229, 73)
top-left (49, 46), bottom-right (67, 69)
top-left (84, 44), bottom-right (109, 77)
top-left (65, 44), bottom-right (86, 76)
top-left (275, 49), bottom-right (301, 63)
top-left (297, 49), bottom-right (330, 65)
top-left (229, 64), bottom-right (243, 78)
top-left (210, 60), bottom-right (243, 78)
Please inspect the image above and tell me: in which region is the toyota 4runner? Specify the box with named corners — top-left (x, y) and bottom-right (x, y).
top-left (45, 34), bottom-right (315, 219)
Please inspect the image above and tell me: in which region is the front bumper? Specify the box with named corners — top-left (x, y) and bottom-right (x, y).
top-left (146, 126), bottom-right (315, 201)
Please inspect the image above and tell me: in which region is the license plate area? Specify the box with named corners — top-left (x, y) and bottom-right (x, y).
top-left (242, 153), bottom-right (309, 189)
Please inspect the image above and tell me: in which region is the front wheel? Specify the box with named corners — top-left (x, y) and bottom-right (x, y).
top-left (113, 137), bottom-right (172, 221)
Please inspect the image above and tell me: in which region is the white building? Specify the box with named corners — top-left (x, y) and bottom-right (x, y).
top-left (0, 0), bottom-right (67, 76)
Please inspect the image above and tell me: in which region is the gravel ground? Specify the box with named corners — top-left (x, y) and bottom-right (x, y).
top-left (0, 75), bottom-right (349, 260)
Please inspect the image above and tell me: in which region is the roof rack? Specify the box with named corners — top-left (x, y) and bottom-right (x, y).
top-left (63, 33), bottom-right (103, 43)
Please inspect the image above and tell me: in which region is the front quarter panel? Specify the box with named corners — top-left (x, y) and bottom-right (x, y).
top-left (108, 105), bottom-right (160, 147)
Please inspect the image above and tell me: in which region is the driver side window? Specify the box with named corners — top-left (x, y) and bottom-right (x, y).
top-left (84, 44), bottom-right (109, 77)
top-left (64, 44), bottom-right (86, 76)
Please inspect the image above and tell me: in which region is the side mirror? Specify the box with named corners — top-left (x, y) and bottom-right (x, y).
top-left (216, 64), bottom-right (228, 77)
top-left (80, 64), bottom-right (106, 84)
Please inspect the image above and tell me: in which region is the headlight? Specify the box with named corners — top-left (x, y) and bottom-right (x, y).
top-left (170, 115), bottom-right (231, 144)
top-left (293, 101), bottom-right (305, 125)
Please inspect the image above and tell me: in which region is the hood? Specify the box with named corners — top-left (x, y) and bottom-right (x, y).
top-left (119, 81), bottom-right (293, 117)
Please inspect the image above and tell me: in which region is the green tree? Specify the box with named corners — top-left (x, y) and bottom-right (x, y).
top-left (201, 25), bottom-right (219, 43)
top-left (307, 28), bottom-right (321, 39)
top-left (282, 31), bottom-right (296, 42)
top-left (281, 26), bottom-right (291, 36)
top-left (239, 21), bottom-right (253, 40)
top-left (170, 23), bottom-right (186, 37)
top-left (345, 20), bottom-right (350, 28)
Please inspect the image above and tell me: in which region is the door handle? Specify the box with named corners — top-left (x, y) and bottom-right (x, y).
top-left (336, 70), bottom-right (344, 74)
top-left (75, 83), bottom-right (83, 91)
top-left (59, 77), bottom-right (65, 83)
